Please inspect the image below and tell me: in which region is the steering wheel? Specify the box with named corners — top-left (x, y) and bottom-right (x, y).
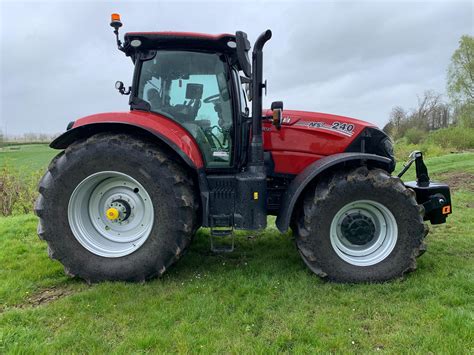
top-left (203, 93), bottom-right (221, 104)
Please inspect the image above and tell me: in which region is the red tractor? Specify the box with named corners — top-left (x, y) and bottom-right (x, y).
top-left (35, 14), bottom-right (452, 283)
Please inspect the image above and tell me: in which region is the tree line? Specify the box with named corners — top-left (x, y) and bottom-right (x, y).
top-left (384, 35), bottom-right (473, 142)
top-left (0, 132), bottom-right (59, 146)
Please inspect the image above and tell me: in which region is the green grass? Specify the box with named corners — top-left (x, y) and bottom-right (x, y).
top-left (0, 149), bottom-right (473, 353)
top-left (0, 144), bottom-right (57, 175)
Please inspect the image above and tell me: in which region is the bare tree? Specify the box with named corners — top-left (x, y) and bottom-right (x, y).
top-left (390, 106), bottom-right (407, 129)
top-left (387, 106), bottom-right (407, 138)
top-left (412, 91), bottom-right (443, 130)
top-left (387, 90), bottom-right (453, 139)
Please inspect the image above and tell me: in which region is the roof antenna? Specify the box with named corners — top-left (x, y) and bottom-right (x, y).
top-left (110, 13), bottom-right (125, 52)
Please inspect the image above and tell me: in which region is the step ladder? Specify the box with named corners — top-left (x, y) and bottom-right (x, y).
top-left (210, 215), bottom-right (234, 253)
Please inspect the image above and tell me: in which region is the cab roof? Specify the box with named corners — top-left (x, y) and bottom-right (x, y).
top-left (123, 31), bottom-right (237, 55)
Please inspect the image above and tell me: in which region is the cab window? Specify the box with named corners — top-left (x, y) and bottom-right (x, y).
top-left (138, 51), bottom-right (233, 168)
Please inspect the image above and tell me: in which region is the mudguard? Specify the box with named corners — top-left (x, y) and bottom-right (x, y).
top-left (50, 111), bottom-right (204, 169)
top-left (275, 152), bottom-right (393, 232)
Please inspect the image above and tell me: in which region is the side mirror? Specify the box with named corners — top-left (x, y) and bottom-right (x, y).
top-left (115, 81), bottom-right (131, 95)
top-left (271, 101), bottom-right (284, 129)
top-left (235, 31), bottom-right (251, 77)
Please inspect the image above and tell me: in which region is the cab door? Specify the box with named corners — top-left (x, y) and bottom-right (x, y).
top-left (138, 50), bottom-right (235, 169)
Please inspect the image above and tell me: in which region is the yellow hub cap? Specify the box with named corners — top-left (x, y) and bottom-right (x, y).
top-left (106, 207), bottom-right (119, 221)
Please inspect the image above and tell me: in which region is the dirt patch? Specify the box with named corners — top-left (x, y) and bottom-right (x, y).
top-left (1, 286), bottom-right (76, 313)
top-left (437, 172), bottom-right (474, 192)
top-left (25, 286), bottom-right (75, 307)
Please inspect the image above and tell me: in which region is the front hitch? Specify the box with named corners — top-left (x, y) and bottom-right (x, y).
top-left (398, 151), bottom-right (452, 225)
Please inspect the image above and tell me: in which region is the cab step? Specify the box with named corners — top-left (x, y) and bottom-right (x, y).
top-left (210, 227), bottom-right (235, 253)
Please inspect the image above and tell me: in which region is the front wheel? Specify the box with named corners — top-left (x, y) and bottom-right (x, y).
top-left (295, 167), bottom-right (428, 283)
top-left (35, 133), bottom-right (199, 282)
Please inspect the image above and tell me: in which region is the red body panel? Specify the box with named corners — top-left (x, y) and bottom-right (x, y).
top-left (71, 111), bottom-right (204, 169)
top-left (71, 109), bottom-right (375, 175)
top-left (262, 110), bottom-right (376, 175)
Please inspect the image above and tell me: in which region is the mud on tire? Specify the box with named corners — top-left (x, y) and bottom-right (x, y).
top-left (295, 167), bottom-right (428, 283)
top-left (35, 133), bottom-right (199, 283)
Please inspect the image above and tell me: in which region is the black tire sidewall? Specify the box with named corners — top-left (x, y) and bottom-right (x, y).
top-left (299, 174), bottom-right (424, 282)
top-left (42, 137), bottom-right (192, 281)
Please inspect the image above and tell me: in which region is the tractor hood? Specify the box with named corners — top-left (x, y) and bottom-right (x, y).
top-left (263, 109), bottom-right (376, 138)
top-left (262, 109), bottom-right (394, 175)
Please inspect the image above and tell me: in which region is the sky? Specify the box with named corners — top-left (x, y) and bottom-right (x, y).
top-left (0, 0), bottom-right (472, 135)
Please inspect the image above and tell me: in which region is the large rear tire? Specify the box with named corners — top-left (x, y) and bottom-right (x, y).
top-left (295, 167), bottom-right (428, 283)
top-left (35, 133), bottom-right (199, 282)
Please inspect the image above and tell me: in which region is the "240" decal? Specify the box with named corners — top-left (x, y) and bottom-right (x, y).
top-left (331, 122), bottom-right (354, 134)
top-left (295, 121), bottom-right (356, 136)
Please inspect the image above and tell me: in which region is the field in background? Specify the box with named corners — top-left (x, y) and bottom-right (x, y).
top-left (0, 144), bottom-right (57, 175)
top-left (0, 144), bottom-right (473, 352)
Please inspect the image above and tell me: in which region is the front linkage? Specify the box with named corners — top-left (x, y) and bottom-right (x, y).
top-left (399, 151), bottom-right (452, 225)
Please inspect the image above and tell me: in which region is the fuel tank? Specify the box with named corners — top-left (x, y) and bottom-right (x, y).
top-left (262, 109), bottom-right (380, 175)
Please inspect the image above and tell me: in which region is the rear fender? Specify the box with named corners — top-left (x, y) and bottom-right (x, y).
top-left (51, 113), bottom-right (209, 226)
top-left (50, 111), bottom-right (204, 169)
top-left (275, 153), bottom-right (393, 232)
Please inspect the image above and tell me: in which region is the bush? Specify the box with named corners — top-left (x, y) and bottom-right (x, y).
top-left (0, 166), bottom-right (41, 216)
top-left (394, 141), bottom-right (446, 161)
top-left (394, 127), bottom-right (474, 162)
top-left (457, 102), bottom-right (474, 128)
top-left (404, 128), bottom-right (428, 144)
top-left (427, 127), bottom-right (474, 150)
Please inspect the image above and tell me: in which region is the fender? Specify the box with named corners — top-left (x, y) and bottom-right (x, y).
top-left (50, 111), bottom-right (204, 169)
top-left (275, 152), bottom-right (393, 233)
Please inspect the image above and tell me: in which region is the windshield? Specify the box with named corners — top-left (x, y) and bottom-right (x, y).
top-left (137, 51), bottom-right (234, 167)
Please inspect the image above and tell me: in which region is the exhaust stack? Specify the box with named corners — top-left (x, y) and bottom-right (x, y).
top-left (249, 29), bottom-right (272, 168)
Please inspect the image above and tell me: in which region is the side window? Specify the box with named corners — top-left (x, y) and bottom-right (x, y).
top-left (142, 77), bottom-right (162, 112)
top-left (138, 51), bottom-right (234, 168)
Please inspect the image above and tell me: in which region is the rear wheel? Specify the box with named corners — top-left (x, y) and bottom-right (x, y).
top-left (295, 167), bottom-right (428, 283)
top-left (35, 133), bottom-right (199, 282)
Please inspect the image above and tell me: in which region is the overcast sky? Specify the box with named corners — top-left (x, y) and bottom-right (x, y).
top-left (0, 0), bottom-right (472, 135)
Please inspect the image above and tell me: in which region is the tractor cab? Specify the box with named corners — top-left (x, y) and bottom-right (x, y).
top-left (118, 31), bottom-right (253, 169)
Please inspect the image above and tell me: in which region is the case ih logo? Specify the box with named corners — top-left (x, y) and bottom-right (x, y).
top-left (295, 121), bottom-right (355, 137)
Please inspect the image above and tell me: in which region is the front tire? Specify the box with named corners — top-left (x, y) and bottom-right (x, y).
top-left (35, 133), bottom-right (198, 282)
top-left (295, 167), bottom-right (428, 283)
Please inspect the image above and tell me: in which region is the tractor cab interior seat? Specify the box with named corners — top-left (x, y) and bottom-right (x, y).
top-left (160, 83), bottom-right (203, 123)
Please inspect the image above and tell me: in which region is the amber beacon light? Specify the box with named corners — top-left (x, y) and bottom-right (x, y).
top-left (110, 13), bottom-right (122, 29)
top-left (110, 13), bottom-right (125, 52)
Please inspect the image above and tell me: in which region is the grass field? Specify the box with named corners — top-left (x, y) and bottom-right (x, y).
top-left (0, 144), bottom-right (57, 174)
top-left (0, 145), bottom-right (473, 353)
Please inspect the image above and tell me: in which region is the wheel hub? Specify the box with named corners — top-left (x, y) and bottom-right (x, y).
top-left (106, 207), bottom-right (120, 221)
top-left (106, 198), bottom-right (132, 223)
top-left (340, 212), bottom-right (376, 245)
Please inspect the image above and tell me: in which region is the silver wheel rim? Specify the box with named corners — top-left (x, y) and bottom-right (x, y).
top-left (68, 171), bottom-right (154, 258)
top-left (330, 200), bottom-right (397, 266)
